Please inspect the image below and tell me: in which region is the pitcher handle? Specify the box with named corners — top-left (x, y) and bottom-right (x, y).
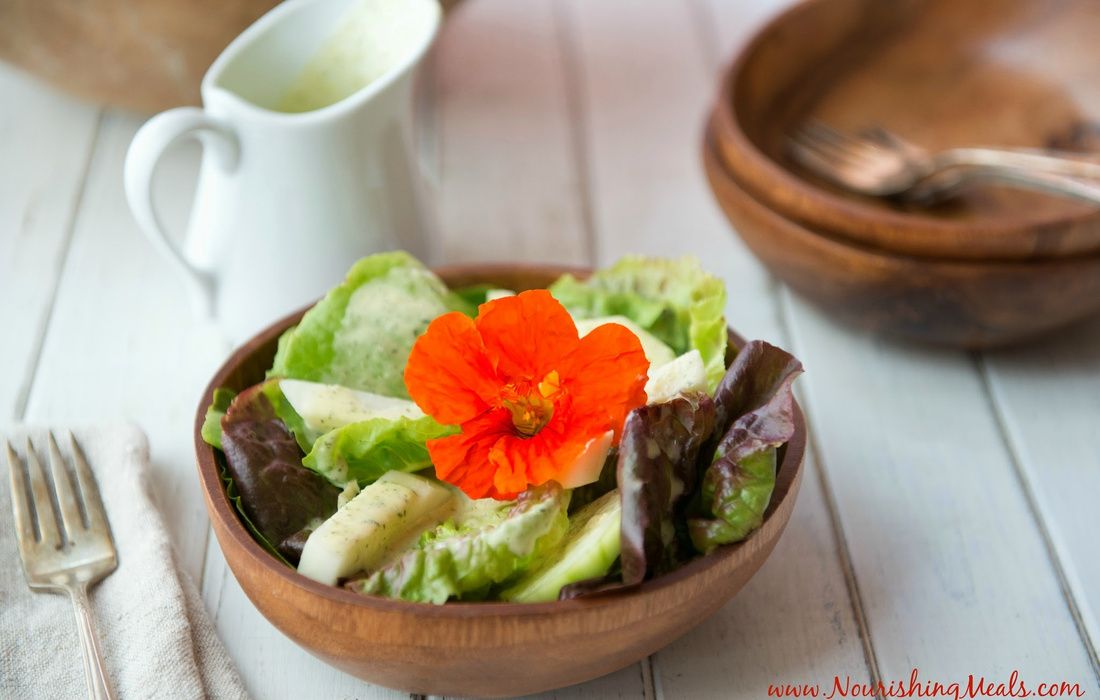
top-left (124, 107), bottom-right (239, 319)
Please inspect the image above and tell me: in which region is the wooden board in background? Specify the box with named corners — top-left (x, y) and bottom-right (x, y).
top-left (560, 0), bottom-right (873, 697)
top-left (982, 322), bottom-right (1100, 665)
top-left (20, 114), bottom-right (225, 586)
top-left (434, 0), bottom-right (590, 266)
top-left (0, 65), bottom-right (100, 421)
top-left (782, 296), bottom-right (1099, 689)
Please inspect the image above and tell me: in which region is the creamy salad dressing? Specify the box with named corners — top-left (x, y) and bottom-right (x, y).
top-left (331, 269), bottom-right (451, 397)
top-left (278, 0), bottom-right (435, 112)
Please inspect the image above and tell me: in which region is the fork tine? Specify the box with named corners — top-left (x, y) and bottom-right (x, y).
top-left (790, 137), bottom-right (843, 173)
top-left (792, 127), bottom-right (863, 166)
top-left (68, 433), bottom-right (110, 536)
top-left (6, 441), bottom-right (36, 551)
top-left (804, 122), bottom-right (887, 163)
top-left (806, 120), bottom-right (865, 150)
top-left (48, 432), bottom-right (85, 538)
top-left (24, 438), bottom-right (61, 549)
top-left (791, 130), bottom-right (865, 173)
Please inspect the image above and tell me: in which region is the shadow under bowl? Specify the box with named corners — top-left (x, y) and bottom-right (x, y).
top-left (193, 263), bottom-right (807, 698)
top-left (703, 126), bottom-right (1100, 348)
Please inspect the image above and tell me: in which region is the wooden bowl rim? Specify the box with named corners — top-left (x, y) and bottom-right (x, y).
top-left (710, 0), bottom-right (1100, 253)
top-left (193, 263), bottom-right (807, 619)
top-left (704, 122), bottom-right (1100, 270)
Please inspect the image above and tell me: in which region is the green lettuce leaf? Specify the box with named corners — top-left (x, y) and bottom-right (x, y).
top-left (347, 482), bottom-right (569, 604)
top-left (618, 393), bottom-right (717, 584)
top-left (449, 283), bottom-right (496, 309)
top-left (268, 252), bottom-right (467, 398)
top-left (254, 381), bottom-right (315, 453)
top-left (218, 382), bottom-right (341, 564)
top-left (302, 414), bottom-right (457, 487)
top-left (688, 341), bottom-right (803, 553)
top-left (550, 256), bottom-right (728, 391)
top-left (200, 387), bottom-right (237, 449)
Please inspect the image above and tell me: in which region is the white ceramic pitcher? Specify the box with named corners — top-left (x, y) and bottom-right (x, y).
top-left (125, 0), bottom-right (441, 341)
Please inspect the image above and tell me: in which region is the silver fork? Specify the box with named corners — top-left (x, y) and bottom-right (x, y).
top-left (6, 432), bottom-right (118, 700)
top-left (788, 121), bottom-right (1100, 204)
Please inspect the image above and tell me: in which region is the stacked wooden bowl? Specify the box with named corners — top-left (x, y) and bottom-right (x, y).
top-left (704, 0), bottom-right (1100, 348)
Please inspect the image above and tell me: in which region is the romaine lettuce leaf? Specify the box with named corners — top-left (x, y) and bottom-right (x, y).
top-left (419, 496), bottom-right (513, 545)
top-left (269, 252), bottom-right (468, 398)
top-left (219, 382), bottom-right (341, 563)
top-left (550, 256), bottom-right (728, 391)
top-left (347, 482), bottom-right (568, 604)
top-left (618, 392), bottom-right (717, 584)
top-left (302, 414), bottom-right (457, 487)
top-left (688, 341), bottom-right (803, 553)
top-left (450, 283), bottom-right (496, 309)
top-left (200, 387), bottom-right (237, 449)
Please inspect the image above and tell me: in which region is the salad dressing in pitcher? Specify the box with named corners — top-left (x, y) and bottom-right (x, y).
top-left (279, 0), bottom-right (427, 113)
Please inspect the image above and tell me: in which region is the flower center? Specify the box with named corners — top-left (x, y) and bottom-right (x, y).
top-left (502, 371), bottom-right (561, 438)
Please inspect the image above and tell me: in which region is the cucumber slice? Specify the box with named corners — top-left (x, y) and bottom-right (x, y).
top-left (280, 379), bottom-right (423, 437)
top-left (645, 350), bottom-right (706, 404)
top-left (574, 316), bottom-right (677, 369)
top-left (500, 489), bottom-right (622, 602)
top-left (556, 430), bottom-right (613, 489)
top-left (297, 471), bottom-right (452, 585)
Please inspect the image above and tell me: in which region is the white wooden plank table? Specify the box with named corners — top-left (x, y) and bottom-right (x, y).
top-left (2, 0), bottom-right (1098, 698)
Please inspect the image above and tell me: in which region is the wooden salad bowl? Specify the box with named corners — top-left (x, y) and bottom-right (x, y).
top-left (194, 264), bottom-right (807, 697)
top-left (712, 0), bottom-right (1100, 261)
top-left (703, 130), bottom-right (1100, 348)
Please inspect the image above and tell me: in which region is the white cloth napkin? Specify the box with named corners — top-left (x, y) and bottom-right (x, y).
top-left (0, 424), bottom-right (247, 699)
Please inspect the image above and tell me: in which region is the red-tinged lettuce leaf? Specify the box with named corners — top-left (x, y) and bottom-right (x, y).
top-left (711, 340), bottom-right (803, 440)
top-left (220, 381), bottom-right (340, 564)
top-left (688, 341), bottom-right (803, 553)
top-left (617, 393), bottom-right (717, 585)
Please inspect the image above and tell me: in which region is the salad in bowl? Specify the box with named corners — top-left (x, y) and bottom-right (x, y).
top-left (200, 252), bottom-right (803, 605)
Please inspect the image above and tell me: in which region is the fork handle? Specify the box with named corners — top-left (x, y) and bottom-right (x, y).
top-left (909, 165), bottom-right (1100, 206)
top-left (69, 583), bottom-right (117, 700)
top-left (940, 148), bottom-right (1100, 180)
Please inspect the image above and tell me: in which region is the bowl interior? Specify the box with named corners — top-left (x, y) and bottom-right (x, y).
top-left (194, 263), bottom-right (807, 617)
top-left (724, 0), bottom-right (1100, 239)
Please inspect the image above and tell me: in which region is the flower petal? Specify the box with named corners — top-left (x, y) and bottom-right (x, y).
top-left (405, 312), bottom-right (501, 425)
top-left (427, 409), bottom-right (514, 499)
top-left (488, 401), bottom-right (600, 496)
top-left (475, 290), bottom-right (579, 384)
top-left (559, 322), bottom-right (650, 438)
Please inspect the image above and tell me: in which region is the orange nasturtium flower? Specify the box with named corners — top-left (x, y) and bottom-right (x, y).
top-left (404, 290), bottom-right (650, 500)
